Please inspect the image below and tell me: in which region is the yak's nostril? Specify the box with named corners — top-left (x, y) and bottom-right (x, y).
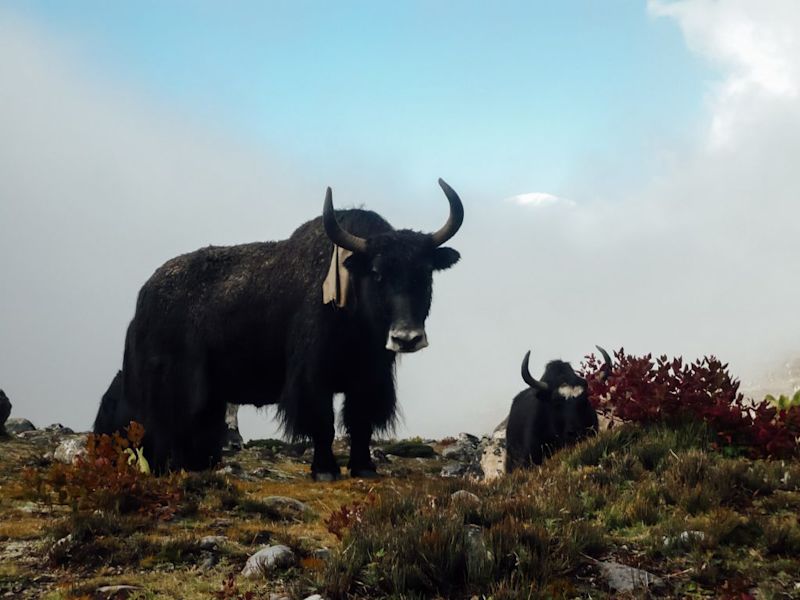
top-left (386, 329), bottom-right (428, 353)
top-left (393, 333), bottom-right (422, 347)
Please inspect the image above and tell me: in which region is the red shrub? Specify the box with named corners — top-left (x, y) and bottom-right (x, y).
top-left (582, 349), bottom-right (800, 459)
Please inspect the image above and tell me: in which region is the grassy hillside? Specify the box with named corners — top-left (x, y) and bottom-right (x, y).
top-left (1, 423), bottom-right (798, 599)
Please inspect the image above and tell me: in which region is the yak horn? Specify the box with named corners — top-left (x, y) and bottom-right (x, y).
top-left (521, 350), bottom-right (548, 391)
top-left (430, 178), bottom-right (465, 247)
top-left (322, 187), bottom-right (368, 253)
top-left (596, 345), bottom-right (613, 379)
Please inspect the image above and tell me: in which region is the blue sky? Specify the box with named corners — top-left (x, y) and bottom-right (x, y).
top-left (6, 1), bottom-right (709, 198)
top-left (3, 1), bottom-right (798, 438)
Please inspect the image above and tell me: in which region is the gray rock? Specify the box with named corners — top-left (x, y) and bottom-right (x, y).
top-left (313, 547), bottom-right (331, 560)
top-left (663, 530), bottom-right (705, 547)
top-left (440, 462), bottom-right (467, 478)
top-left (303, 595), bottom-right (325, 600)
top-left (598, 560), bottom-right (663, 592)
top-left (262, 496), bottom-right (312, 517)
top-left (464, 524), bottom-right (491, 572)
top-left (241, 544), bottom-right (295, 578)
top-left (44, 423), bottom-right (74, 434)
top-left (370, 447), bottom-right (390, 464)
top-left (451, 490), bottom-right (481, 507)
top-left (0, 390), bottom-right (10, 430)
top-left (199, 535), bottom-right (227, 550)
top-left (96, 585), bottom-right (142, 598)
top-left (479, 436), bottom-right (506, 481)
top-left (199, 554), bottom-right (218, 570)
top-left (223, 404), bottom-right (243, 451)
top-left (54, 436), bottom-right (88, 464)
top-left (5, 418), bottom-right (35, 434)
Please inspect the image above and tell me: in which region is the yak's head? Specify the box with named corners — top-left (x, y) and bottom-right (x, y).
top-left (521, 346), bottom-right (612, 441)
top-left (323, 179), bottom-right (463, 353)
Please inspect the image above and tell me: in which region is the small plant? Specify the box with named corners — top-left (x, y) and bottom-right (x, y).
top-left (766, 390), bottom-right (800, 412)
top-left (324, 493), bottom-right (377, 540)
top-left (215, 574), bottom-right (254, 600)
top-left (23, 421), bottom-right (183, 518)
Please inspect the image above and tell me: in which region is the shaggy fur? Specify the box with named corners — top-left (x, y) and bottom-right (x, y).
top-left (505, 359), bottom-right (599, 472)
top-left (94, 208), bottom-right (460, 478)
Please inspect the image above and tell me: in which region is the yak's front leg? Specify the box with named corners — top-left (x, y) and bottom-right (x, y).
top-left (309, 399), bottom-right (340, 481)
top-left (343, 372), bottom-right (397, 478)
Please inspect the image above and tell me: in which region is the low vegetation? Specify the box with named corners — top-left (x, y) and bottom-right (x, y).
top-left (1, 351), bottom-right (798, 598)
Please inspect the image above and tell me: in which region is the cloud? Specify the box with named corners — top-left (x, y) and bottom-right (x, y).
top-left (508, 192), bottom-right (575, 208)
top-left (649, 0), bottom-right (800, 147)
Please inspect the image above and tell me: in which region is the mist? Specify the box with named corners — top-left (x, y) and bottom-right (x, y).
top-left (1, 3), bottom-right (798, 441)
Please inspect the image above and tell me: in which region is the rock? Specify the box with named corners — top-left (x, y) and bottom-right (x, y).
top-left (313, 547), bottom-right (331, 560)
top-left (199, 554), bottom-right (218, 570)
top-left (597, 560), bottom-right (663, 593)
top-left (44, 423), bottom-right (74, 434)
top-left (223, 404), bottom-right (244, 451)
top-left (95, 585), bottom-right (142, 599)
top-left (382, 440), bottom-right (437, 458)
top-left (53, 436), bottom-right (88, 464)
top-left (440, 462), bottom-right (467, 478)
top-left (303, 595), bottom-right (325, 600)
top-left (241, 544), bottom-right (295, 578)
top-left (370, 447), bottom-right (390, 464)
top-left (199, 535), bottom-right (227, 550)
top-left (5, 418), bottom-right (35, 435)
top-left (464, 524), bottom-right (491, 571)
top-left (215, 463), bottom-right (243, 476)
top-left (249, 467), bottom-right (272, 478)
top-left (479, 436), bottom-right (506, 481)
top-left (0, 389), bottom-right (10, 431)
top-left (261, 496), bottom-right (312, 518)
top-left (663, 530), bottom-right (705, 547)
top-left (451, 490), bottom-right (481, 507)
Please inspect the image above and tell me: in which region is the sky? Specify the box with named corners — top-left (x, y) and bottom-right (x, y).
top-left (1, 1), bottom-right (798, 440)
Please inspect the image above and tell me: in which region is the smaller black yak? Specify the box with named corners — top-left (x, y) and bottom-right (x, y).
top-left (505, 346), bottom-right (611, 472)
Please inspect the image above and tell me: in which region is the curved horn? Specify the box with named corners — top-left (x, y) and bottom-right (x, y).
top-left (430, 178), bottom-right (465, 247)
top-left (596, 345), bottom-right (613, 379)
top-left (521, 350), bottom-right (548, 391)
top-left (322, 187), bottom-right (368, 253)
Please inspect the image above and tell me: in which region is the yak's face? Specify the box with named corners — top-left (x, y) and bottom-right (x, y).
top-left (322, 179), bottom-right (464, 354)
top-left (344, 232), bottom-right (460, 352)
top-left (541, 361), bottom-right (596, 441)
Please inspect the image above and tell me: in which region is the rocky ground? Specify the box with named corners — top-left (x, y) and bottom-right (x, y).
top-left (1, 419), bottom-right (799, 599)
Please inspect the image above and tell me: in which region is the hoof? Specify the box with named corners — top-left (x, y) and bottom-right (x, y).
top-left (312, 471), bottom-right (340, 482)
top-left (350, 468), bottom-right (380, 479)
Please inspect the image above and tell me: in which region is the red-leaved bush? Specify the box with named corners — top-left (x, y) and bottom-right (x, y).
top-left (582, 349), bottom-right (800, 459)
top-left (24, 421), bottom-right (183, 518)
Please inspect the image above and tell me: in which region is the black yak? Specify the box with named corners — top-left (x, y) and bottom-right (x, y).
top-left (94, 179), bottom-right (464, 480)
top-left (505, 346), bottom-right (611, 472)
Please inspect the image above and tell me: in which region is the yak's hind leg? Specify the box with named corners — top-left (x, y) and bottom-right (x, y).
top-left (342, 370), bottom-right (397, 478)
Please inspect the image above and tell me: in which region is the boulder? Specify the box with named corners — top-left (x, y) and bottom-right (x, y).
top-left (53, 435), bottom-right (88, 464)
top-left (223, 403), bottom-right (244, 451)
top-left (597, 560), bottom-right (663, 593)
top-left (5, 417), bottom-right (35, 435)
top-left (241, 544), bottom-right (295, 578)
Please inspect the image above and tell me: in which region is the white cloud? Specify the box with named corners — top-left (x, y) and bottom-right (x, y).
top-left (509, 192), bottom-right (575, 208)
top-left (649, 0), bottom-right (800, 147)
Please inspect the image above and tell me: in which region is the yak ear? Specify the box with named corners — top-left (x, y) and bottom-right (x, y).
top-left (342, 253), bottom-right (370, 275)
top-left (431, 247), bottom-right (460, 271)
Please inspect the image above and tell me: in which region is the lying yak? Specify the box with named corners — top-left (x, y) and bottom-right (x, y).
top-left (505, 346), bottom-right (611, 472)
top-left (94, 179), bottom-right (464, 480)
